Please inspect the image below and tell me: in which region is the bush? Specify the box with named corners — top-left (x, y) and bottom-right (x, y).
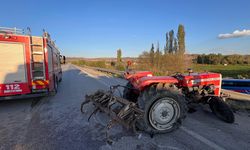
top-left (116, 63), bottom-right (125, 71)
top-left (72, 60), bottom-right (86, 66)
top-left (72, 60), bottom-right (107, 68)
top-left (136, 51), bottom-right (187, 75)
top-left (111, 61), bottom-right (116, 67)
top-left (89, 61), bottom-right (106, 68)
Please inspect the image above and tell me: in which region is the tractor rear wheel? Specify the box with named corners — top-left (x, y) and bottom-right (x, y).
top-left (137, 84), bottom-right (187, 134)
top-left (209, 97), bottom-right (234, 123)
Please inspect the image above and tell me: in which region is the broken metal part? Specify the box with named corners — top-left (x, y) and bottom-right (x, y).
top-left (81, 90), bottom-right (144, 129)
top-left (80, 86), bottom-right (144, 141)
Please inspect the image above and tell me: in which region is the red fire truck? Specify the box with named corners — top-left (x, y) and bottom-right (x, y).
top-left (0, 27), bottom-right (63, 100)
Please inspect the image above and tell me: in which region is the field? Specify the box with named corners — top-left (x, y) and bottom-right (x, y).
top-left (70, 58), bottom-right (250, 79)
top-left (193, 64), bottom-right (250, 78)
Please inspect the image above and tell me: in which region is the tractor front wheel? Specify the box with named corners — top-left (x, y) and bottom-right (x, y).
top-left (208, 97), bottom-right (235, 123)
top-left (137, 86), bottom-right (187, 134)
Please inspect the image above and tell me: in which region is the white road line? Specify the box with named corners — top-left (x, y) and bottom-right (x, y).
top-left (180, 126), bottom-right (225, 150)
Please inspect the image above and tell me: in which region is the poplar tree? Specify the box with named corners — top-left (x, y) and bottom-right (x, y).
top-left (117, 49), bottom-right (122, 63)
top-left (177, 24), bottom-right (185, 54)
top-left (155, 42), bottom-right (161, 67)
top-left (164, 32), bottom-right (169, 54)
top-left (156, 41), bottom-right (160, 54)
top-left (173, 38), bottom-right (178, 53)
top-left (169, 30), bottom-right (174, 54)
top-left (150, 43), bottom-right (155, 66)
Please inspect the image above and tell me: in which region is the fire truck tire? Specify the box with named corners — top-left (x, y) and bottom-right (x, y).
top-left (136, 84), bottom-right (187, 134)
top-left (50, 77), bottom-right (58, 96)
top-left (53, 77), bottom-right (58, 94)
top-left (123, 82), bottom-right (138, 102)
top-left (59, 72), bottom-right (62, 82)
top-left (209, 97), bottom-right (235, 123)
top-left (59, 77), bottom-right (62, 82)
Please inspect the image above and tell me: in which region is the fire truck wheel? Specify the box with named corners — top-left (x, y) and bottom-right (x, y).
top-left (59, 77), bottom-right (62, 82)
top-left (123, 82), bottom-right (138, 103)
top-left (54, 77), bottom-right (58, 93)
top-left (136, 84), bottom-right (187, 134)
top-left (209, 97), bottom-right (235, 123)
top-left (50, 77), bottom-right (58, 96)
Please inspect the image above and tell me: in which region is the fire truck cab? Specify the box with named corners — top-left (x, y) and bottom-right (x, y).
top-left (0, 27), bottom-right (63, 100)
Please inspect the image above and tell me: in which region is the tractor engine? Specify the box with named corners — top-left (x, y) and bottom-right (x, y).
top-left (182, 84), bottom-right (216, 102)
top-left (176, 72), bottom-right (222, 102)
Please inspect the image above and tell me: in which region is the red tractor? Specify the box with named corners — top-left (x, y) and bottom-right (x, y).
top-left (122, 70), bottom-right (234, 134)
top-left (82, 70), bottom-right (234, 136)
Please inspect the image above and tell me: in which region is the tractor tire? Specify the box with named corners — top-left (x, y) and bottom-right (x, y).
top-left (123, 82), bottom-right (138, 102)
top-left (209, 97), bottom-right (234, 123)
top-left (136, 84), bottom-right (187, 134)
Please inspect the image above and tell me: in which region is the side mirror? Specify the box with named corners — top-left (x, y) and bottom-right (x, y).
top-left (63, 56), bottom-right (66, 64)
top-left (60, 55), bottom-right (66, 64)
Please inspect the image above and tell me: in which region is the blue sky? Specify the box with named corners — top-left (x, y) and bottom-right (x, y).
top-left (1, 0), bottom-right (250, 57)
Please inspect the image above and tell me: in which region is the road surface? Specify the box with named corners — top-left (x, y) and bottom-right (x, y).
top-left (0, 64), bottom-right (250, 150)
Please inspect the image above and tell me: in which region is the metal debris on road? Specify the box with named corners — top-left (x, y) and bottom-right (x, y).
top-left (80, 85), bottom-right (144, 142)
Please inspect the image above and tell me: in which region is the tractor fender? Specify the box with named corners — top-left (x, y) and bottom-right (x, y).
top-left (133, 76), bottom-right (179, 91)
top-left (124, 71), bottom-right (153, 80)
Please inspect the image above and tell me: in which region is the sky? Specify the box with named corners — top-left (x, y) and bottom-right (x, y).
top-left (1, 0), bottom-right (250, 57)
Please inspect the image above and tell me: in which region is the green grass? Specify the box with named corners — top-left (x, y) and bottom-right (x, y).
top-left (192, 64), bottom-right (250, 78)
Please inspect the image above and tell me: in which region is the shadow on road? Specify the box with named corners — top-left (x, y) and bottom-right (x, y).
top-left (0, 97), bottom-right (43, 110)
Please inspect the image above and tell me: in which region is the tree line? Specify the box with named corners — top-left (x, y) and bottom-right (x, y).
top-left (196, 54), bottom-right (250, 65)
top-left (136, 24), bottom-right (188, 75)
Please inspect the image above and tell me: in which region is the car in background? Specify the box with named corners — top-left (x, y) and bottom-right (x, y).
top-left (222, 79), bottom-right (250, 94)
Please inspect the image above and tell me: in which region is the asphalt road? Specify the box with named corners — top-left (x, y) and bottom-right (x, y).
top-left (0, 64), bottom-right (250, 150)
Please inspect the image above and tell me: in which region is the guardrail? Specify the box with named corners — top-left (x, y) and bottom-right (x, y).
top-left (85, 66), bottom-right (124, 77)
top-left (221, 89), bottom-right (250, 101)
